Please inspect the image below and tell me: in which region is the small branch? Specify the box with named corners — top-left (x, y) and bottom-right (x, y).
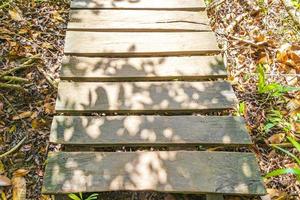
top-left (206, 0), bottom-right (226, 10)
top-left (36, 66), bottom-right (58, 89)
top-left (281, 0), bottom-right (300, 26)
top-left (0, 83), bottom-right (27, 92)
top-left (0, 55), bottom-right (40, 78)
top-left (227, 35), bottom-right (269, 47)
top-left (0, 137), bottom-right (27, 159)
top-left (0, 76), bottom-right (29, 83)
top-left (226, 13), bottom-right (248, 34)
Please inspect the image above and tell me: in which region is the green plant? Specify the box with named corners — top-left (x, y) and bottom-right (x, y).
top-left (264, 110), bottom-right (292, 133)
top-left (257, 64), bottom-right (299, 97)
top-left (265, 136), bottom-right (300, 181)
top-left (237, 101), bottom-right (246, 116)
top-left (68, 193), bottom-right (99, 200)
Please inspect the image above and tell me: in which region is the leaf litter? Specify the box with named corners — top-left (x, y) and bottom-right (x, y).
top-left (0, 0), bottom-right (300, 199)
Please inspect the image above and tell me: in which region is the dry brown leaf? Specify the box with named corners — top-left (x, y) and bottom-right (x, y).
top-left (13, 169), bottom-right (29, 177)
top-left (267, 133), bottom-right (285, 144)
top-left (44, 103), bottom-right (54, 114)
top-left (8, 8), bottom-right (23, 21)
top-left (12, 111), bottom-right (32, 120)
top-left (12, 176), bottom-right (26, 200)
top-left (12, 169), bottom-right (28, 200)
top-left (266, 188), bottom-right (288, 199)
top-left (0, 175), bottom-right (11, 186)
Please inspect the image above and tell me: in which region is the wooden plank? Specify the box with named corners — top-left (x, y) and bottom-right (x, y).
top-left (55, 81), bottom-right (237, 113)
top-left (61, 55), bottom-right (226, 81)
top-left (70, 0), bottom-right (206, 10)
top-left (50, 116), bottom-right (252, 146)
top-left (68, 10), bottom-right (211, 31)
top-left (42, 151), bottom-right (266, 195)
top-left (64, 32), bottom-right (220, 57)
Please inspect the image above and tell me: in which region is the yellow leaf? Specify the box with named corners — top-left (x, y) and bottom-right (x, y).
top-left (8, 8), bottom-right (23, 21)
top-left (1, 191), bottom-right (7, 200)
top-left (12, 176), bottom-right (26, 200)
top-left (0, 161), bottom-right (5, 174)
top-left (13, 169), bottom-right (29, 177)
top-left (267, 133), bottom-right (285, 144)
top-left (9, 125), bottom-right (16, 134)
top-left (12, 111), bottom-right (32, 120)
top-left (52, 11), bottom-right (63, 22)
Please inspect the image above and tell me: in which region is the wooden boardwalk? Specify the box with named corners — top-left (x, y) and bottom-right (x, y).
top-left (42, 0), bottom-right (266, 199)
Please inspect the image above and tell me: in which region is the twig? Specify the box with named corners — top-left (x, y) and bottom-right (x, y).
top-left (0, 137), bottom-right (27, 159)
top-left (0, 76), bottom-right (29, 83)
top-left (227, 35), bottom-right (269, 47)
top-left (0, 0), bottom-right (12, 9)
top-left (0, 94), bottom-right (28, 158)
top-left (0, 55), bottom-right (40, 78)
top-left (226, 13), bottom-right (248, 34)
top-left (0, 83), bottom-right (26, 92)
top-left (206, 0), bottom-right (226, 10)
top-left (36, 66), bottom-right (58, 89)
top-left (281, 0), bottom-right (300, 27)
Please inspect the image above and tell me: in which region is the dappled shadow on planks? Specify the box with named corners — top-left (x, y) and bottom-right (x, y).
top-left (50, 116), bottom-right (251, 147)
top-left (43, 151), bottom-right (265, 195)
top-left (55, 80), bottom-right (237, 114)
top-left (61, 54), bottom-right (225, 81)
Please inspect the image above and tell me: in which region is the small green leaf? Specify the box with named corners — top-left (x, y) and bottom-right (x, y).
top-left (272, 145), bottom-right (300, 165)
top-left (86, 193), bottom-right (99, 200)
top-left (265, 168), bottom-right (300, 178)
top-left (288, 136), bottom-right (300, 152)
top-left (68, 194), bottom-right (82, 200)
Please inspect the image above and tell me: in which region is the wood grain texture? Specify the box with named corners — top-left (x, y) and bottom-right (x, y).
top-left (68, 10), bottom-right (211, 31)
top-left (55, 81), bottom-right (237, 113)
top-left (42, 151), bottom-right (266, 195)
top-left (50, 116), bottom-right (251, 146)
top-left (64, 32), bottom-right (220, 56)
top-left (61, 55), bottom-right (226, 81)
top-left (70, 0), bottom-right (206, 10)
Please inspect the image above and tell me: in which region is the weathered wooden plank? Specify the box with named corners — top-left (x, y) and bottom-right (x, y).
top-left (71, 0), bottom-right (206, 10)
top-left (42, 151), bottom-right (266, 195)
top-left (61, 55), bottom-right (226, 81)
top-left (50, 116), bottom-right (251, 146)
top-left (55, 81), bottom-right (237, 113)
top-left (64, 32), bottom-right (220, 56)
top-left (68, 10), bottom-right (211, 31)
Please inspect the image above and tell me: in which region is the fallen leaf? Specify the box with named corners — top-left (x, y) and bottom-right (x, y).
top-left (0, 101), bottom-right (3, 112)
top-left (1, 191), bottom-right (7, 200)
top-left (13, 169), bottom-right (29, 177)
top-left (12, 111), bottom-right (32, 120)
top-left (0, 175), bottom-right (11, 186)
top-left (12, 169), bottom-right (28, 200)
top-left (12, 176), bottom-right (26, 200)
top-left (8, 8), bottom-right (23, 21)
top-left (267, 133), bottom-right (285, 144)
top-left (44, 103), bottom-right (54, 114)
top-left (0, 161), bottom-right (5, 174)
